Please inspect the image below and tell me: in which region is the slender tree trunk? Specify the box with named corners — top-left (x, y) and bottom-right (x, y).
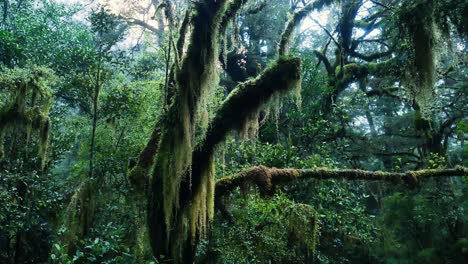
top-left (89, 49), bottom-right (102, 180)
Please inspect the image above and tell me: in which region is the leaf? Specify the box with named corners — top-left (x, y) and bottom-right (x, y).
top-left (54, 243), bottom-right (61, 251)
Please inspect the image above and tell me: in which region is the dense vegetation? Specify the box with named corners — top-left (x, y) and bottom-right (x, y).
top-left (0, 0), bottom-right (467, 263)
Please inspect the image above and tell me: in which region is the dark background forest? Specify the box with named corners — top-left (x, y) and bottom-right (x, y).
top-left (0, 0), bottom-right (467, 263)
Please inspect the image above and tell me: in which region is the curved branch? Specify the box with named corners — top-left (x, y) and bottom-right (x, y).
top-left (219, 0), bottom-right (250, 35)
top-left (216, 166), bottom-right (468, 198)
top-left (313, 50), bottom-right (333, 76)
top-left (279, 0), bottom-right (333, 56)
top-left (180, 57), bottom-right (302, 205)
top-left (176, 9), bottom-right (191, 58)
top-left (350, 49), bottom-right (393, 62)
top-left (120, 16), bottom-right (159, 34)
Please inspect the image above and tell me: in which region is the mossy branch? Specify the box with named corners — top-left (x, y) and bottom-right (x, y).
top-left (176, 9), bottom-right (191, 58)
top-left (279, 0), bottom-right (333, 56)
top-left (216, 165), bottom-right (468, 198)
top-left (313, 50), bottom-right (333, 76)
top-left (128, 121), bottom-right (161, 192)
top-left (179, 57), bottom-right (302, 208)
top-left (349, 49), bottom-right (393, 62)
top-left (219, 0), bottom-right (249, 35)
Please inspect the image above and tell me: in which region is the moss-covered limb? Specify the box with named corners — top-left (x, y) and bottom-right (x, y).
top-left (365, 58), bottom-right (401, 77)
top-left (313, 50), bottom-right (334, 77)
top-left (278, 0), bottom-right (333, 56)
top-left (219, 0), bottom-right (250, 35)
top-left (335, 63), bottom-right (369, 87)
top-left (215, 166), bottom-right (468, 198)
top-left (349, 49), bottom-right (393, 62)
top-left (179, 57), bottom-right (302, 205)
top-left (128, 122), bottom-right (161, 192)
top-left (365, 87), bottom-right (399, 98)
top-left (176, 9), bottom-right (191, 58)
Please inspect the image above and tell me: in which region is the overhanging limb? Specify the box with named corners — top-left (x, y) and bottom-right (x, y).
top-left (216, 165), bottom-right (468, 198)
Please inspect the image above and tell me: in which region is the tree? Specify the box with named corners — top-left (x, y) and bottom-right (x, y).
top-left (60, 6), bottom-right (128, 255)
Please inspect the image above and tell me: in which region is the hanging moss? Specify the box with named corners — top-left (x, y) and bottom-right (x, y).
top-left (62, 179), bottom-right (96, 255)
top-left (0, 66), bottom-right (54, 168)
top-left (284, 203), bottom-right (320, 256)
top-left (400, 0), bottom-right (439, 118)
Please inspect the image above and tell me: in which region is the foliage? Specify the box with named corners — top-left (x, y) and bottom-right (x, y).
top-left (375, 179), bottom-right (468, 264)
top-left (202, 193), bottom-right (315, 264)
top-left (0, 170), bottom-right (63, 263)
top-left (51, 222), bottom-right (137, 264)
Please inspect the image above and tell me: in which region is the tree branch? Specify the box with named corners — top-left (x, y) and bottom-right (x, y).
top-left (220, 0), bottom-right (250, 35)
top-left (128, 120), bottom-right (161, 192)
top-left (313, 50), bottom-right (333, 76)
top-left (216, 166), bottom-right (468, 198)
top-left (279, 0), bottom-right (332, 56)
top-left (180, 57), bottom-right (302, 205)
top-left (176, 9), bottom-right (191, 58)
top-left (120, 16), bottom-right (160, 34)
top-left (350, 49), bottom-right (393, 62)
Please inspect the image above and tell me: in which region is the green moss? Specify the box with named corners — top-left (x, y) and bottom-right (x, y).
top-left (62, 179), bottom-right (96, 255)
top-left (284, 203), bottom-right (320, 255)
top-left (400, 0), bottom-right (438, 118)
top-left (0, 66), bottom-right (54, 167)
top-left (279, 0), bottom-right (332, 55)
